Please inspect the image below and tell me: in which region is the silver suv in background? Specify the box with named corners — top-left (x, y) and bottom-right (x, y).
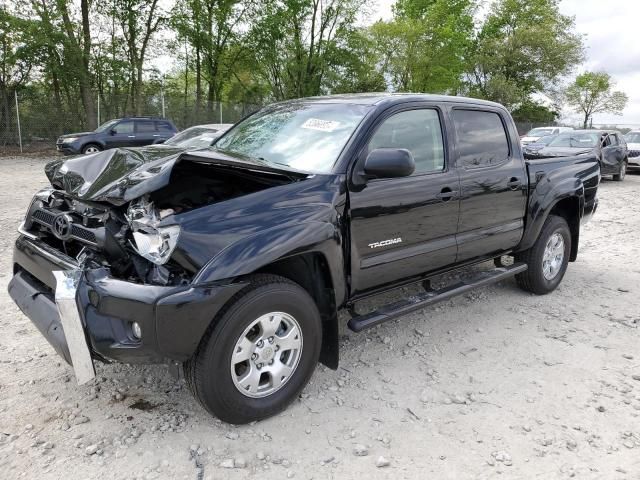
top-left (521, 126), bottom-right (574, 145)
top-left (624, 131), bottom-right (640, 170)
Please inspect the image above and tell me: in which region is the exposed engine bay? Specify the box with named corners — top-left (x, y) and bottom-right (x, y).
top-left (25, 159), bottom-right (299, 286)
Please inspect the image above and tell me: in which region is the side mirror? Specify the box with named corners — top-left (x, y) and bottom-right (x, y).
top-left (363, 148), bottom-right (415, 179)
top-left (109, 129), bottom-right (117, 136)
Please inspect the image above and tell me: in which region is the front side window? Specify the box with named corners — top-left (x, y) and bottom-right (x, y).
top-left (214, 102), bottom-right (370, 173)
top-left (112, 121), bottom-right (134, 134)
top-left (367, 109), bottom-right (445, 174)
top-left (452, 110), bottom-right (510, 168)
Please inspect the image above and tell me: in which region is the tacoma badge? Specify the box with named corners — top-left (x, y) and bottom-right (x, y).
top-left (368, 237), bottom-right (402, 249)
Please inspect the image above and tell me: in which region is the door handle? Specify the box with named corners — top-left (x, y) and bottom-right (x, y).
top-left (436, 188), bottom-right (458, 201)
top-left (152, 134), bottom-right (160, 137)
top-left (127, 135), bottom-right (136, 138)
top-left (507, 177), bottom-right (521, 190)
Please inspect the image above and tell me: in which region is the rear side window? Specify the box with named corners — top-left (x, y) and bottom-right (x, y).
top-left (367, 109), bottom-right (445, 174)
top-left (452, 110), bottom-right (510, 168)
top-left (156, 121), bottom-right (174, 132)
top-left (136, 120), bottom-right (156, 133)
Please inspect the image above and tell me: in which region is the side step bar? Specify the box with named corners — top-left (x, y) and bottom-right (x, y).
top-left (347, 263), bottom-right (528, 333)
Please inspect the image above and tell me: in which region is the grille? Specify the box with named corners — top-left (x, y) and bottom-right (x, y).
top-left (628, 149), bottom-right (640, 158)
top-left (31, 208), bottom-right (98, 245)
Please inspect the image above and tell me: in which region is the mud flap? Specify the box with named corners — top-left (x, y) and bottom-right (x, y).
top-left (53, 270), bottom-right (96, 384)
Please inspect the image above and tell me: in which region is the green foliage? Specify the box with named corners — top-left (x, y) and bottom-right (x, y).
top-left (1, 0), bottom-right (599, 142)
top-left (565, 71), bottom-right (629, 128)
top-left (371, 0), bottom-right (474, 94)
top-left (467, 0), bottom-right (584, 109)
top-left (511, 101), bottom-right (558, 123)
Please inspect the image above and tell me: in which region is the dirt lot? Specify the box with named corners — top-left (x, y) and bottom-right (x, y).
top-left (0, 155), bottom-right (639, 480)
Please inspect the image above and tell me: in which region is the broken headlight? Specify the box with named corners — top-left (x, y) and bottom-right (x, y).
top-left (126, 197), bottom-right (180, 265)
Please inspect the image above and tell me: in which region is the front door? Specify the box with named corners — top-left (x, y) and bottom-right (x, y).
top-left (451, 108), bottom-right (527, 261)
top-left (348, 106), bottom-right (460, 295)
top-left (104, 120), bottom-right (135, 148)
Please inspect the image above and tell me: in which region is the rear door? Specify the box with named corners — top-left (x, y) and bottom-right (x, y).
top-left (134, 120), bottom-right (158, 146)
top-left (348, 105), bottom-right (460, 295)
top-left (452, 108), bottom-right (527, 262)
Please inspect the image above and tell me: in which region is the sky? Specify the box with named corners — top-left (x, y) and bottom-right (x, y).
top-left (374, 0), bottom-right (640, 126)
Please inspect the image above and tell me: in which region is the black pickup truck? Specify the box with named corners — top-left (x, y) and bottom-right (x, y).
top-left (8, 94), bottom-right (599, 424)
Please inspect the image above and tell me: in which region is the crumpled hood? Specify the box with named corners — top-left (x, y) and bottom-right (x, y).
top-left (45, 147), bottom-right (308, 206)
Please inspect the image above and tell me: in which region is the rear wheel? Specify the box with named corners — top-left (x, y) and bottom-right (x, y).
top-left (184, 274), bottom-right (322, 424)
top-left (613, 160), bottom-right (626, 181)
top-left (81, 144), bottom-right (102, 155)
top-left (515, 215), bottom-right (571, 295)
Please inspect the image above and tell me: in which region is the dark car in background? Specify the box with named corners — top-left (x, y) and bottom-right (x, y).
top-left (522, 134), bottom-right (557, 157)
top-left (526, 130), bottom-right (628, 181)
top-left (56, 117), bottom-right (178, 155)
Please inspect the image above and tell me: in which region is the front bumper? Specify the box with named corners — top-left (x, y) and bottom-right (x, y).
top-left (9, 235), bottom-right (245, 378)
top-left (56, 142), bottom-right (81, 155)
top-left (628, 156), bottom-right (640, 168)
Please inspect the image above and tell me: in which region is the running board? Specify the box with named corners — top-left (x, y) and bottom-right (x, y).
top-left (347, 263), bottom-right (527, 333)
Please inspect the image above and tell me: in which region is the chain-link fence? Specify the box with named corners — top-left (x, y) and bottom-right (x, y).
top-left (0, 91), bottom-right (261, 155)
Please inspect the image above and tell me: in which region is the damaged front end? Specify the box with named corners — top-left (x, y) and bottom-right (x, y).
top-left (9, 147), bottom-right (309, 379)
top-left (20, 186), bottom-right (189, 287)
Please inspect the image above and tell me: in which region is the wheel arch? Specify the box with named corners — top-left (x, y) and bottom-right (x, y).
top-left (517, 184), bottom-right (583, 262)
top-left (548, 197), bottom-right (580, 261)
top-left (254, 252), bottom-right (340, 370)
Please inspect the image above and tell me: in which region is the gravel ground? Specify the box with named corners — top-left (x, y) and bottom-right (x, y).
top-left (0, 155), bottom-right (639, 480)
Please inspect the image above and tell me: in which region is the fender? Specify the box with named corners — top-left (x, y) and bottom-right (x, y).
top-left (516, 168), bottom-right (585, 253)
top-left (193, 220), bottom-right (347, 306)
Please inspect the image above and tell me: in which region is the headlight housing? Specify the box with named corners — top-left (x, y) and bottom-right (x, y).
top-left (61, 137), bottom-right (78, 143)
top-left (131, 226), bottom-right (180, 265)
top-left (126, 197), bottom-right (179, 265)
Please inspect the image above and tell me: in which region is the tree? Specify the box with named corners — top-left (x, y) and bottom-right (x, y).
top-left (565, 72), bottom-right (628, 128)
top-left (114, 0), bottom-right (164, 116)
top-left (370, 0), bottom-right (474, 94)
top-left (248, 0), bottom-right (365, 100)
top-left (468, 0), bottom-right (583, 109)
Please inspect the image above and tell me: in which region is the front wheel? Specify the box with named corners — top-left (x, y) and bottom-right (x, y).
top-left (613, 160), bottom-right (627, 181)
top-left (515, 215), bottom-right (571, 295)
top-left (184, 274), bottom-right (322, 424)
top-left (81, 143), bottom-right (102, 155)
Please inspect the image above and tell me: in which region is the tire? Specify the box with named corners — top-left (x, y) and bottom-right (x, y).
top-left (613, 160), bottom-right (627, 181)
top-left (81, 144), bottom-right (102, 155)
top-left (515, 215), bottom-right (571, 295)
top-left (184, 274), bottom-right (322, 424)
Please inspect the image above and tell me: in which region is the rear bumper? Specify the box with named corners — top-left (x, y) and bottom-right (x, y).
top-left (9, 235), bottom-right (245, 369)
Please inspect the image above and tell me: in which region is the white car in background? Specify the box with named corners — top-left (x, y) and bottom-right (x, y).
top-left (624, 131), bottom-right (640, 170)
top-left (521, 126), bottom-right (574, 145)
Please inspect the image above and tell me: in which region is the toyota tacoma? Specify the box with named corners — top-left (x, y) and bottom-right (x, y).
top-left (9, 94), bottom-right (600, 424)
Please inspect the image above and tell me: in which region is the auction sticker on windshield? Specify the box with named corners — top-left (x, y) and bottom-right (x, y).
top-left (301, 118), bottom-right (341, 132)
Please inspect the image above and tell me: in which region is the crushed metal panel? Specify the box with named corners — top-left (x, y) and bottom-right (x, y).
top-left (53, 270), bottom-right (95, 384)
